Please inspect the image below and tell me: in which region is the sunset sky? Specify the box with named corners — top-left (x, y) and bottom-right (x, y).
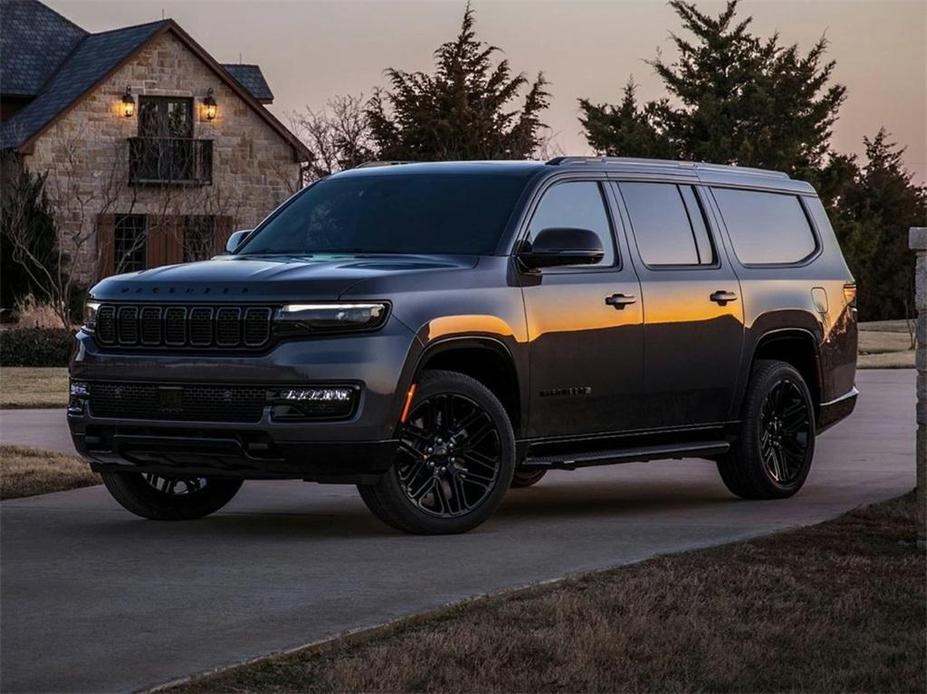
top-left (45, 0), bottom-right (927, 182)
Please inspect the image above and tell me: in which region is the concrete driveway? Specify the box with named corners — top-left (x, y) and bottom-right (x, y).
top-left (0, 369), bottom-right (915, 693)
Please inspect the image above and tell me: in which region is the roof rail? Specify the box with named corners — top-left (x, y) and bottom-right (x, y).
top-left (545, 156), bottom-right (788, 179)
top-left (355, 161), bottom-right (414, 168)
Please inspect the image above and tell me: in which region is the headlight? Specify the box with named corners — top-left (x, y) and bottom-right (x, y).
top-left (275, 303), bottom-right (389, 333)
top-left (83, 301), bottom-right (100, 332)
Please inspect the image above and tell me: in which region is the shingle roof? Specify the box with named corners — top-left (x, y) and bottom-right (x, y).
top-left (222, 64), bottom-right (274, 103)
top-left (0, 0), bottom-right (88, 96)
top-left (1, 20), bottom-right (168, 149)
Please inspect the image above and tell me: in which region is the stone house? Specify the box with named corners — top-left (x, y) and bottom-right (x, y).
top-left (0, 0), bottom-right (310, 284)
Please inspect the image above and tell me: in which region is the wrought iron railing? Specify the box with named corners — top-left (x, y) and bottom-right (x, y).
top-left (128, 137), bottom-right (213, 184)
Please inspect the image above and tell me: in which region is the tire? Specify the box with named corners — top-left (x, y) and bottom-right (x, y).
top-left (717, 359), bottom-right (816, 500)
top-left (101, 471), bottom-right (243, 520)
top-left (511, 468), bottom-right (547, 488)
top-left (357, 370), bottom-right (516, 534)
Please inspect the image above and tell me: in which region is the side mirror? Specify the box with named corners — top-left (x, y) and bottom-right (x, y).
top-left (517, 227), bottom-right (605, 269)
top-left (225, 229), bottom-right (251, 253)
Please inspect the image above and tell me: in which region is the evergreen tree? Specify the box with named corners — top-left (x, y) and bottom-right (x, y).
top-left (838, 130), bottom-right (927, 320)
top-left (578, 0), bottom-right (845, 178)
top-left (367, 4), bottom-right (550, 161)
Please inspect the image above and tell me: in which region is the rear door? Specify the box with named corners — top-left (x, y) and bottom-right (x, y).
top-left (521, 177), bottom-right (645, 438)
top-left (612, 180), bottom-right (744, 428)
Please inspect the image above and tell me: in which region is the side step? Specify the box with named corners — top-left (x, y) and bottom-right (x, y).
top-left (522, 441), bottom-right (730, 471)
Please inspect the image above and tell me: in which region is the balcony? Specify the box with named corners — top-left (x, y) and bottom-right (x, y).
top-left (128, 137), bottom-right (213, 185)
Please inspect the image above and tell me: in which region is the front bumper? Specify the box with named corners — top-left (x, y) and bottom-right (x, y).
top-left (67, 318), bottom-right (419, 483)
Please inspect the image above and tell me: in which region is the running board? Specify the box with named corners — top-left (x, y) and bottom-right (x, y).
top-left (522, 441), bottom-right (730, 471)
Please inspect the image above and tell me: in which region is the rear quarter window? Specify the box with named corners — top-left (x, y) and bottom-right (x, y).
top-left (712, 188), bottom-right (817, 265)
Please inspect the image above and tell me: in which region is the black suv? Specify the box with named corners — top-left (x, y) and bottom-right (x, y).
top-left (69, 158), bottom-right (859, 534)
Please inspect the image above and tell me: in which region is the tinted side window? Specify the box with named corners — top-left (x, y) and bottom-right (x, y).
top-left (619, 182), bottom-right (714, 266)
top-left (527, 181), bottom-right (615, 266)
top-left (713, 188), bottom-right (817, 264)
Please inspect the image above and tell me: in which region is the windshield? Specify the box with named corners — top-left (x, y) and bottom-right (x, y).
top-left (236, 172), bottom-right (531, 256)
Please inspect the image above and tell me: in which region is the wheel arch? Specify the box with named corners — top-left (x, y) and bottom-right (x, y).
top-left (409, 336), bottom-right (525, 437)
top-left (748, 328), bottom-right (823, 418)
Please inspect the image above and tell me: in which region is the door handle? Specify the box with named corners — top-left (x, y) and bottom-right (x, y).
top-left (710, 290), bottom-right (738, 306)
top-left (605, 293), bottom-right (637, 309)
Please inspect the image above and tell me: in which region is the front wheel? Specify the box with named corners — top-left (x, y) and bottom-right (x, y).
top-left (101, 471), bottom-right (243, 520)
top-left (717, 359), bottom-right (815, 499)
top-left (358, 370), bottom-right (515, 534)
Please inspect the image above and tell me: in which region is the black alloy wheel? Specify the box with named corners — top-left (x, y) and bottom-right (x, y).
top-left (716, 359), bottom-right (816, 500)
top-left (357, 370), bottom-right (516, 534)
top-left (395, 392), bottom-right (502, 518)
top-left (100, 471), bottom-right (243, 520)
top-left (759, 378), bottom-right (812, 484)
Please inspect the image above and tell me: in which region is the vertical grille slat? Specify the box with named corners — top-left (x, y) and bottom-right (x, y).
top-left (116, 306), bottom-right (139, 345)
top-left (95, 303), bottom-right (273, 350)
top-left (164, 307), bottom-right (187, 346)
top-left (139, 307), bottom-right (162, 345)
top-left (188, 307), bottom-right (214, 346)
top-left (215, 307), bottom-right (241, 346)
top-left (243, 307), bottom-right (272, 347)
top-left (97, 306), bottom-right (117, 344)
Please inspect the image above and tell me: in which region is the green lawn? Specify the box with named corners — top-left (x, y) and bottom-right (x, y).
top-left (173, 492), bottom-right (924, 693)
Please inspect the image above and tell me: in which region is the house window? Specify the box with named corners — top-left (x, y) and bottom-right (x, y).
top-left (114, 215), bottom-right (147, 273)
top-left (184, 216), bottom-right (217, 262)
top-left (134, 96), bottom-right (198, 183)
top-left (138, 96), bottom-right (194, 139)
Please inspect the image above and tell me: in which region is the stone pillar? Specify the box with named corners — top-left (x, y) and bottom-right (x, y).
top-left (909, 227), bottom-right (927, 549)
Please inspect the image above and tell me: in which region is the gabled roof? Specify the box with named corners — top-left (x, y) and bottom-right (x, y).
top-left (0, 0), bottom-right (88, 97)
top-left (1, 20), bottom-right (168, 149)
top-left (222, 64), bottom-right (274, 103)
top-left (0, 5), bottom-right (310, 160)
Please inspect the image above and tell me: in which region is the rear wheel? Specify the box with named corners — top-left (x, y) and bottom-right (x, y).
top-left (358, 370), bottom-right (515, 534)
top-left (511, 468), bottom-right (547, 488)
top-left (717, 359), bottom-right (815, 499)
top-left (101, 471), bottom-right (243, 520)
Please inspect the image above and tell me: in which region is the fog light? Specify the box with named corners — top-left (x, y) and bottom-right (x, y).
top-left (276, 387), bottom-right (353, 402)
top-left (268, 386), bottom-right (358, 421)
top-left (68, 381), bottom-right (90, 415)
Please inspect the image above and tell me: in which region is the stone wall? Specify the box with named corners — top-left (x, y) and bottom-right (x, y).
top-left (23, 29), bottom-right (302, 284)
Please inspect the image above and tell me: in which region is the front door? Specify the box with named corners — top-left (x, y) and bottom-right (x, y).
top-left (520, 179), bottom-right (645, 438)
top-left (614, 180), bottom-right (744, 428)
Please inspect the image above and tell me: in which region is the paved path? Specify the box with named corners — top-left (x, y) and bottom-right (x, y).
top-left (0, 370), bottom-right (915, 693)
top-left (0, 407), bottom-right (73, 454)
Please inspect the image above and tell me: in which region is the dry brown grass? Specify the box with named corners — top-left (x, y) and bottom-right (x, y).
top-left (175, 493), bottom-right (924, 694)
top-left (0, 367), bottom-right (69, 408)
top-left (0, 445), bottom-right (98, 499)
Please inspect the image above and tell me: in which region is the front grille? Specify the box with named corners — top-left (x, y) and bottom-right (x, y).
top-left (88, 383), bottom-right (267, 422)
top-left (95, 303), bottom-right (273, 349)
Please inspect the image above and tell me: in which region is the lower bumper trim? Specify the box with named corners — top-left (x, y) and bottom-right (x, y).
top-left (73, 424), bottom-right (397, 484)
top-left (817, 385), bottom-right (859, 433)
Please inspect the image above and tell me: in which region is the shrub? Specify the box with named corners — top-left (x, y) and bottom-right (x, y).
top-left (0, 327), bottom-right (74, 367)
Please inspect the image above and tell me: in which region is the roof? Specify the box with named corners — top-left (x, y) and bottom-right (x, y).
top-left (1, 20), bottom-right (168, 149)
top-left (338, 158), bottom-right (815, 193)
top-left (0, 3), bottom-right (309, 160)
top-left (222, 64), bottom-right (273, 103)
top-left (338, 161), bottom-right (546, 178)
top-left (0, 0), bottom-right (87, 96)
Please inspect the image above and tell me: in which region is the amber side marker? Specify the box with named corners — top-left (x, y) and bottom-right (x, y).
top-left (400, 384), bottom-right (417, 423)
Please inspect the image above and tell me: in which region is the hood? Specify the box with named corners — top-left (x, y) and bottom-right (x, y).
top-left (90, 254), bottom-right (478, 302)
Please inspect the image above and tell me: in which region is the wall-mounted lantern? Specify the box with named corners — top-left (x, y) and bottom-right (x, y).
top-left (202, 88), bottom-right (218, 121)
top-left (121, 86), bottom-right (135, 118)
